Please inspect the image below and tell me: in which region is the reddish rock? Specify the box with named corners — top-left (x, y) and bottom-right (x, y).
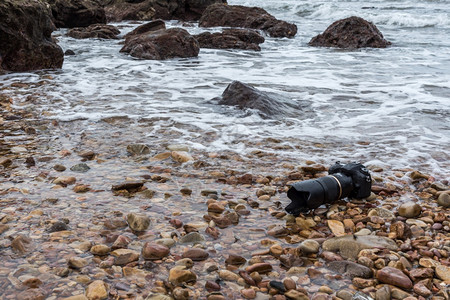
top-left (225, 254), bottom-right (246, 265)
top-left (199, 4), bottom-right (297, 38)
top-left (309, 16), bottom-right (391, 49)
top-left (111, 235), bottom-right (131, 249)
top-left (0, 0), bottom-right (64, 72)
top-left (142, 242), bottom-right (170, 260)
top-left (376, 267), bottom-right (413, 289)
top-left (205, 280), bottom-right (221, 292)
top-left (67, 24), bottom-right (120, 39)
top-left (194, 29), bottom-right (265, 51)
top-left (245, 262), bottom-right (272, 274)
top-left (120, 28), bottom-right (199, 60)
top-left (182, 248), bottom-right (209, 261)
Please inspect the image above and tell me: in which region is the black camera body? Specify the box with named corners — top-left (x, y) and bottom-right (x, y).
top-left (285, 162), bottom-right (372, 215)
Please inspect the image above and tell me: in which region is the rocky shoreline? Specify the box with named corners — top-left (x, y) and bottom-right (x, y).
top-left (1, 93), bottom-right (449, 300)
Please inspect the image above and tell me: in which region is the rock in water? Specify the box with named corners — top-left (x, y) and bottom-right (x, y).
top-left (67, 24), bottom-right (120, 39)
top-left (85, 280), bottom-right (108, 300)
top-left (120, 28), bottom-right (200, 60)
top-left (199, 3), bottom-right (297, 38)
top-left (0, 0), bottom-right (64, 72)
top-left (376, 267), bottom-right (413, 289)
top-left (212, 81), bottom-right (309, 120)
top-left (194, 29), bottom-right (265, 51)
top-left (47, 0), bottom-right (106, 28)
top-left (309, 16), bottom-right (391, 49)
top-left (127, 213), bottom-right (150, 231)
top-left (398, 201), bottom-right (422, 218)
top-left (124, 20), bottom-right (166, 39)
top-left (322, 235), bottom-right (398, 259)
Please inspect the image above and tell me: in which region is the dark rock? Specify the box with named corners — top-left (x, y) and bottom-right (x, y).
top-left (205, 280), bottom-right (221, 292)
top-left (65, 49), bottom-right (76, 55)
top-left (70, 163), bottom-right (90, 172)
top-left (269, 281), bottom-right (286, 293)
top-left (199, 3), bottom-right (297, 38)
top-left (327, 261), bottom-right (373, 279)
top-left (112, 181), bottom-right (144, 192)
top-left (105, 0), bottom-right (226, 22)
top-left (0, 0), bottom-right (64, 72)
top-left (67, 24), bottom-right (120, 39)
top-left (194, 29), bottom-right (264, 51)
top-left (211, 81), bottom-right (309, 120)
top-left (47, 0), bottom-right (106, 28)
top-left (120, 28), bottom-right (199, 60)
top-left (124, 20), bottom-right (166, 39)
top-left (309, 16), bottom-right (391, 49)
top-left (245, 262), bottom-right (272, 274)
top-left (48, 221), bottom-right (69, 232)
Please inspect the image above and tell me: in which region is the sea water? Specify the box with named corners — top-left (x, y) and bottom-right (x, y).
top-left (1, 0), bottom-right (449, 177)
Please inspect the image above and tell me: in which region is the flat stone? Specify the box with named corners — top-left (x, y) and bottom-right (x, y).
top-left (299, 239), bottom-right (320, 254)
top-left (68, 256), bottom-right (89, 269)
top-left (90, 244), bottom-right (110, 256)
top-left (179, 232), bottom-right (205, 244)
top-left (327, 220), bottom-right (345, 236)
top-left (142, 242), bottom-right (170, 260)
top-left (85, 280), bottom-right (108, 300)
top-left (376, 267), bottom-right (413, 289)
top-left (169, 266), bottom-right (197, 286)
top-left (171, 151), bottom-right (193, 163)
top-left (219, 270), bottom-right (240, 281)
top-left (435, 264), bottom-right (450, 282)
top-left (70, 163), bottom-right (90, 172)
top-left (322, 235), bottom-right (398, 259)
top-left (127, 144), bottom-right (150, 155)
top-left (375, 285), bottom-right (391, 300)
top-left (127, 213), bottom-right (150, 231)
top-left (225, 254), bottom-right (246, 265)
top-left (111, 249), bottom-right (140, 265)
top-left (327, 261), bottom-right (373, 279)
top-left (367, 207), bottom-right (395, 219)
top-left (245, 262), bottom-right (272, 274)
top-left (182, 248), bottom-right (209, 261)
top-left (53, 176), bottom-right (76, 185)
top-left (284, 290), bottom-right (309, 300)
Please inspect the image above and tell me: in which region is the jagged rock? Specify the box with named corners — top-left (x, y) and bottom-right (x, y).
top-left (0, 0), bottom-right (64, 72)
top-left (67, 24), bottom-right (120, 39)
top-left (199, 3), bottom-right (297, 38)
top-left (309, 16), bottom-right (391, 49)
top-left (120, 28), bottom-right (199, 60)
top-left (124, 20), bottom-right (166, 39)
top-left (194, 29), bottom-right (264, 51)
top-left (327, 261), bottom-right (373, 279)
top-left (211, 81), bottom-right (309, 120)
top-left (47, 0), bottom-right (106, 28)
top-left (105, 0), bottom-right (225, 22)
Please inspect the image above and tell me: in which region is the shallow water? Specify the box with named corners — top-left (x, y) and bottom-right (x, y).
top-left (1, 0), bottom-right (450, 177)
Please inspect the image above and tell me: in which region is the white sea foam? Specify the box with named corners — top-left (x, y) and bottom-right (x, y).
top-left (1, 0), bottom-right (449, 177)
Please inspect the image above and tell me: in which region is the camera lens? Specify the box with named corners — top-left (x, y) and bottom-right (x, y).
top-left (286, 174), bottom-right (353, 214)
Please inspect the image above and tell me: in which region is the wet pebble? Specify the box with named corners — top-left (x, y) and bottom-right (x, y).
top-left (127, 212), bottom-right (150, 231)
top-left (182, 248), bottom-right (209, 261)
top-left (142, 242), bottom-right (170, 260)
top-left (376, 266), bottom-right (412, 289)
top-left (398, 202), bottom-right (422, 218)
top-left (169, 266), bottom-right (197, 286)
top-left (86, 280), bottom-right (108, 300)
top-left (299, 239), bottom-right (320, 254)
top-left (437, 193), bottom-right (450, 208)
top-left (179, 232), bottom-right (205, 244)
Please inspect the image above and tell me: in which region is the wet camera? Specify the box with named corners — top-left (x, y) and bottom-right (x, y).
top-left (285, 162), bottom-right (372, 215)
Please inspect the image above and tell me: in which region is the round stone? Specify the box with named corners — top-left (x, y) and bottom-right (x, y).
top-left (398, 202), bottom-right (422, 218)
top-left (437, 193), bottom-right (450, 208)
top-left (299, 239), bottom-right (320, 254)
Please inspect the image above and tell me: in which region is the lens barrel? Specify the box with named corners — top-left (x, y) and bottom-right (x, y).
top-left (285, 174), bottom-right (353, 214)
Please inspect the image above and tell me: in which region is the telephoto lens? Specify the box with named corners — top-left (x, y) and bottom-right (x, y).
top-left (285, 162), bottom-right (372, 215)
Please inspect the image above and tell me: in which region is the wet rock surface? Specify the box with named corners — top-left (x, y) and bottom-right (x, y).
top-left (105, 0), bottom-right (226, 22)
top-left (120, 28), bottom-right (200, 60)
top-left (47, 0), bottom-right (107, 28)
top-left (0, 0), bottom-right (64, 72)
top-left (309, 16), bottom-right (391, 49)
top-left (199, 3), bottom-right (297, 38)
top-left (211, 80), bottom-right (310, 119)
top-left (67, 24), bottom-right (120, 39)
top-left (194, 29), bottom-right (265, 51)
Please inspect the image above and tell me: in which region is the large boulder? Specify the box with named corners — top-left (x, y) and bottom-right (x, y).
top-left (194, 29), bottom-right (264, 51)
top-left (120, 28), bottom-right (200, 60)
top-left (212, 81), bottom-right (309, 119)
top-left (0, 0), bottom-right (64, 72)
top-left (309, 16), bottom-right (391, 49)
top-left (104, 0), bottom-right (226, 22)
top-left (47, 0), bottom-right (106, 28)
top-left (67, 24), bottom-right (120, 39)
top-left (199, 4), bottom-right (297, 38)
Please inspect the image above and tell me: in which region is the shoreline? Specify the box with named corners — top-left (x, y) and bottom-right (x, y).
top-left (0, 100), bottom-right (449, 299)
